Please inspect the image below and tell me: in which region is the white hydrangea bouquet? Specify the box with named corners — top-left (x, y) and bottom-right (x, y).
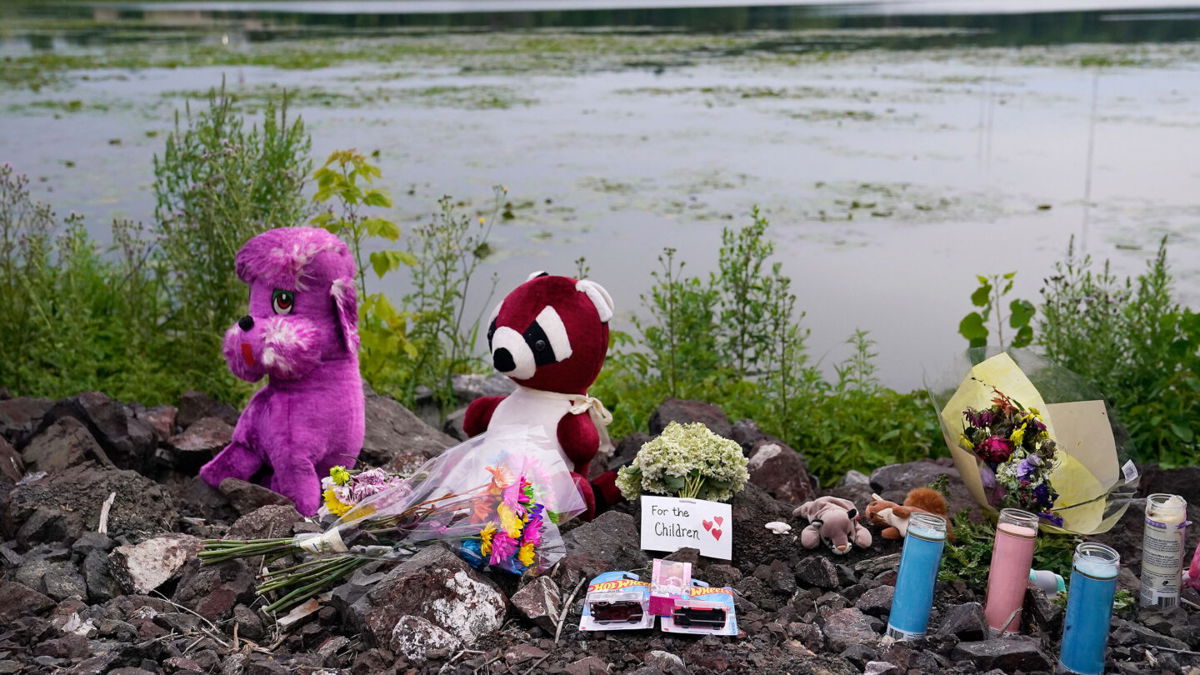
top-left (616, 421), bottom-right (749, 503)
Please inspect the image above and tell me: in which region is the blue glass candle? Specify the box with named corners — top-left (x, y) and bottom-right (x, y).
top-left (1059, 542), bottom-right (1121, 675)
top-left (886, 513), bottom-right (948, 639)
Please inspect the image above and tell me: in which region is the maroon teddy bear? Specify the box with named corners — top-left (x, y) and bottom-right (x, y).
top-left (464, 273), bottom-right (622, 520)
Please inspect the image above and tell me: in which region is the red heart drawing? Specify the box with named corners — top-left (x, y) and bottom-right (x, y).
top-left (711, 528), bottom-right (723, 541)
top-left (701, 519), bottom-right (713, 532)
top-left (714, 516), bottom-right (724, 526)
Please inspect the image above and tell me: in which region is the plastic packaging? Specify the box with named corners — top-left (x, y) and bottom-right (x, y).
top-left (660, 581), bottom-right (738, 635)
top-left (580, 572), bottom-right (654, 631)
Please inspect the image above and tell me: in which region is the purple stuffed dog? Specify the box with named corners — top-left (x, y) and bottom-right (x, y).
top-left (199, 227), bottom-right (365, 516)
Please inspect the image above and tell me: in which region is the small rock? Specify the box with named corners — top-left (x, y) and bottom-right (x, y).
top-left (233, 604), bottom-right (265, 641)
top-left (176, 391), bottom-right (239, 429)
top-left (840, 643), bottom-right (879, 667)
top-left (37, 391), bottom-right (156, 470)
top-left (747, 439), bottom-right (815, 505)
top-left (173, 558), bottom-right (256, 620)
top-left (705, 564), bottom-right (743, 588)
top-left (226, 504), bottom-right (301, 539)
top-left (0, 396), bottom-right (53, 448)
top-left (1111, 618), bottom-right (1190, 650)
top-left (796, 555), bottom-right (839, 590)
top-left (649, 398), bottom-right (732, 438)
top-left (504, 644), bottom-right (547, 665)
top-left (35, 633), bottom-right (90, 659)
top-left (136, 404), bottom-right (178, 443)
top-left (1023, 586), bottom-right (1063, 636)
top-left (644, 650), bottom-right (686, 674)
top-left (0, 435), bottom-right (23, 482)
top-left (168, 417), bottom-right (233, 472)
top-left (562, 510), bottom-right (649, 571)
top-left (72, 531), bottom-right (115, 555)
top-left (607, 432), bottom-right (652, 474)
top-left (361, 389), bottom-right (455, 474)
top-left (822, 607), bottom-right (879, 651)
top-left (21, 416), bottom-right (105, 473)
top-left (938, 601), bottom-right (989, 641)
top-left (111, 533), bottom-right (203, 594)
top-left (664, 547), bottom-right (700, 566)
top-left (863, 661), bottom-right (899, 675)
top-left (952, 637), bottom-right (1052, 671)
top-left (0, 581), bottom-right (54, 621)
top-left (15, 558), bottom-right (86, 601)
top-left (511, 576), bottom-right (562, 633)
top-left (755, 559), bottom-right (797, 595)
top-left (565, 655), bottom-right (610, 675)
top-left (82, 549), bottom-right (122, 603)
top-left (854, 584), bottom-right (894, 617)
top-left (348, 546), bottom-right (506, 662)
top-left (219, 478), bottom-right (297, 516)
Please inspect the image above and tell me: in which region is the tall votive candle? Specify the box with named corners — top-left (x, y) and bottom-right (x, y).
top-left (984, 508), bottom-right (1039, 635)
top-left (886, 513), bottom-right (948, 640)
top-left (1059, 542), bottom-right (1121, 674)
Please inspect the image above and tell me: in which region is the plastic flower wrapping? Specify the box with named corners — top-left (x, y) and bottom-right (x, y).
top-left (927, 349), bottom-right (1137, 535)
top-left (200, 428), bottom-right (582, 612)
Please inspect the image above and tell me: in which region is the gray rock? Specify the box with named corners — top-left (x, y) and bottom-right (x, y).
top-left (863, 661), bottom-right (899, 675)
top-left (72, 531), bottom-right (115, 555)
top-left (755, 559), bottom-right (798, 595)
top-left (110, 534), bottom-right (204, 594)
top-left (937, 601), bottom-right (989, 641)
top-left (704, 564), bottom-right (743, 588)
top-left (168, 416), bottom-right (233, 472)
top-left (176, 391), bottom-right (239, 430)
top-left (0, 435), bottom-right (23, 482)
top-left (36, 392), bottom-right (156, 470)
top-left (347, 546), bottom-right (506, 663)
top-left (747, 439), bottom-right (815, 505)
top-left (15, 558), bottom-right (87, 601)
top-left (227, 504), bottom-right (301, 540)
top-left (644, 650), bottom-right (687, 675)
top-left (82, 549), bottom-right (123, 603)
top-left (22, 416), bottom-right (105, 473)
top-left (218, 478), bottom-right (296, 516)
top-left (839, 643), bottom-right (879, 668)
top-left (562, 510), bottom-right (649, 571)
top-left (854, 584), bottom-right (894, 618)
top-left (233, 604), bottom-right (265, 641)
top-left (951, 637), bottom-right (1052, 671)
top-left (821, 607), bottom-right (879, 651)
top-left (565, 655), bottom-right (610, 675)
top-left (2, 464), bottom-right (178, 545)
top-left (451, 373), bottom-right (517, 402)
top-left (442, 408), bottom-right (467, 442)
top-left (648, 398), bottom-right (732, 438)
top-left (1111, 619), bottom-right (1190, 650)
top-left (510, 576), bottom-right (562, 633)
top-left (361, 390), bottom-right (456, 474)
top-left (796, 555), bottom-right (839, 590)
top-left (173, 558), bottom-right (256, 620)
top-left (869, 459), bottom-right (977, 516)
top-left (1023, 586), bottom-right (1063, 636)
top-left (135, 404), bottom-right (178, 443)
top-left (840, 470), bottom-right (870, 487)
top-left (607, 432), bottom-right (652, 474)
top-left (0, 580), bottom-right (55, 620)
top-left (0, 396), bottom-right (53, 448)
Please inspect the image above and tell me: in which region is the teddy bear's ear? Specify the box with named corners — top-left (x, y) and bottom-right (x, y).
top-left (846, 508), bottom-right (858, 520)
top-left (576, 280), bottom-right (614, 323)
top-left (527, 271), bottom-right (549, 281)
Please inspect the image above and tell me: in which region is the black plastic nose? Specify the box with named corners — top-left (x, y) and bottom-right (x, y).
top-left (238, 315), bottom-right (254, 332)
top-left (493, 348), bottom-right (515, 372)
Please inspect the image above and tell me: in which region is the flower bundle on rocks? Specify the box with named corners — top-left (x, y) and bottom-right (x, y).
top-left (616, 421), bottom-right (749, 502)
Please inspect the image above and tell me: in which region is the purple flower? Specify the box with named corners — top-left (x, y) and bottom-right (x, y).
top-left (965, 409), bottom-right (998, 428)
top-left (1040, 512), bottom-right (1064, 527)
top-left (1033, 482), bottom-right (1057, 509)
top-left (1016, 455), bottom-right (1042, 482)
top-left (980, 465), bottom-right (996, 490)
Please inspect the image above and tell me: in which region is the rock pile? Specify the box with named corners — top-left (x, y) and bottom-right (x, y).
top-left (0, 388), bottom-right (1196, 674)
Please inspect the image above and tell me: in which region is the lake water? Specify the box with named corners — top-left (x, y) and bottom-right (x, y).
top-left (2, 1), bottom-right (1199, 390)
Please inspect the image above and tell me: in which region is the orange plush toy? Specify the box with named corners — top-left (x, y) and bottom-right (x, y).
top-left (865, 488), bottom-right (953, 541)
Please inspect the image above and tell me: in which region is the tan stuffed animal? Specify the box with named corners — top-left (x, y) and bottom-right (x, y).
top-left (865, 488), bottom-right (952, 541)
top-left (792, 496), bottom-right (872, 555)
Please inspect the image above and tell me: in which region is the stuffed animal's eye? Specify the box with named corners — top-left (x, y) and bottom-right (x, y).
top-left (534, 339), bottom-right (548, 352)
top-left (272, 290), bottom-right (295, 315)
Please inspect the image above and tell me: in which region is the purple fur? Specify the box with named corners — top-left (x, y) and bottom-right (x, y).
top-left (199, 227), bottom-right (365, 516)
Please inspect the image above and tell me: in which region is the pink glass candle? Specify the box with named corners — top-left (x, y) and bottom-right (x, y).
top-left (984, 508), bottom-right (1040, 635)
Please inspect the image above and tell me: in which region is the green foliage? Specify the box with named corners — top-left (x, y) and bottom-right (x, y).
top-left (1038, 237), bottom-right (1200, 465)
top-left (310, 149), bottom-right (419, 394)
top-left (959, 272), bottom-right (1035, 350)
top-left (595, 211), bottom-right (941, 485)
top-left (373, 190), bottom-right (505, 410)
top-left (1, 85), bottom-right (311, 405)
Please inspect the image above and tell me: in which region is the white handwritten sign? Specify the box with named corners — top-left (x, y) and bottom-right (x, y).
top-left (640, 496), bottom-right (733, 560)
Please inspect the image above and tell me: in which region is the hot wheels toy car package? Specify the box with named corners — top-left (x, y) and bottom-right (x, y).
top-left (579, 571), bottom-right (655, 631)
top-left (660, 580), bottom-right (738, 636)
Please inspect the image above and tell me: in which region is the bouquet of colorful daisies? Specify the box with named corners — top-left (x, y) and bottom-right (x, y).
top-left (199, 429), bottom-right (581, 613)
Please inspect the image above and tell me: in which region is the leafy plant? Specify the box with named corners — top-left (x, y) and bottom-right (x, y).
top-left (959, 272), bottom-right (1035, 350)
top-left (310, 149), bottom-right (419, 393)
top-left (940, 509), bottom-right (1081, 588)
top-left (1038, 236), bottom-right (1199, 465)
top-left (615, 421), bottom-right (749, 502)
